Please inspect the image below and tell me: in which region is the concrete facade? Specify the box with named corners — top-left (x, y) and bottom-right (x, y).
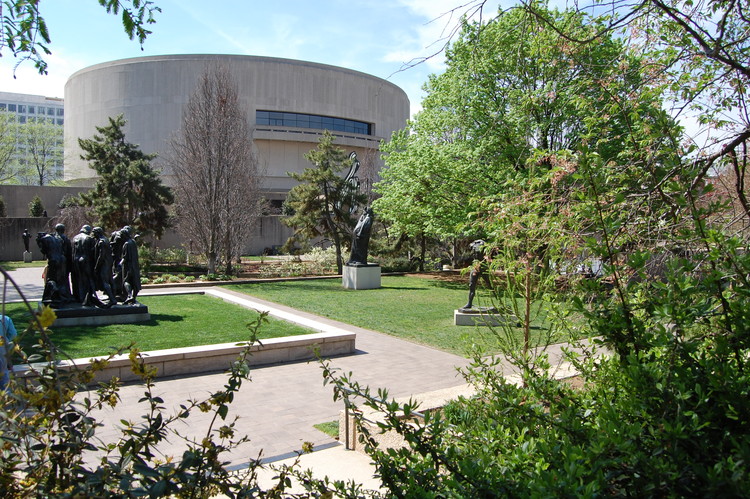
top-left (64, 54), bottom-right (410, 193)
top-left (61, 55), bottom-right (409, 255)
top-left (0, 92), bottom-right (65, 183)
top-left (0, 184), bottom-right (84, 218)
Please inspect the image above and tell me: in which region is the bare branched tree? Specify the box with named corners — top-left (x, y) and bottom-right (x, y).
top-left (167, 64), bottom-right (264, 275)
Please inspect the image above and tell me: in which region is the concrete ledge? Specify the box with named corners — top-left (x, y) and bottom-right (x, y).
top-left (454, 309), bottom-right (511, 327)
top-left (15, 331), bottom-right (356, 384)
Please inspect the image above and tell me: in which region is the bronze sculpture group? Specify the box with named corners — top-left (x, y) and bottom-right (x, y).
top-left (36, 224), bottom-right (141, 308)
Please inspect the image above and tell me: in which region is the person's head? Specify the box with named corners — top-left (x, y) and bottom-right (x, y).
top-left (55, 223), bottom-right (65, 234)
top-left (469, 239), bottom-right (485, 253)
top-left (92, 227), bottom-right (104, 238)
top-left (80, 225), bottom-right (92, 235)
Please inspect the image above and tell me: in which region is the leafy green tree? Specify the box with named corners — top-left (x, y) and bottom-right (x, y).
top-left (283, 131), bottom-right (366, 273)
top-left (0, 0), bottom-right (160, 75)
top-left (22, 117), bottom-right (62, 185)
top-left (0, 195), bottom-right (6, 217)
top-left (77, 114), bottom-right (173, 237)
top-left (326, 0), bottom-right (750, 496)
top-left (27, 194), bottom-right (43, 216)
top-left (0, 111), bottom-right (20, 184)
top-left (375, 5), bottom-right (665, 244)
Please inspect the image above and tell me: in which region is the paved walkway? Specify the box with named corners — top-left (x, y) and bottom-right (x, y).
top-left (0, 267), bottom-right (580, 490)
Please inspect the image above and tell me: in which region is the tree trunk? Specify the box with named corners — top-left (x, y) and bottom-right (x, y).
top-left (207, 252), bottom-right (217, 275)
top-left (419, 232), bottom-right (426, 272)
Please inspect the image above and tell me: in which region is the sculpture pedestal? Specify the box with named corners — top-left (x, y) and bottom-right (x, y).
top-left (342, 264), bottom-right (381, 290)
top-left (50, 303), bottom-right (150, 327)
top-left (454, 307), bottom-right (508, 327)
top-left (23, 251), bottom-right (32, 263)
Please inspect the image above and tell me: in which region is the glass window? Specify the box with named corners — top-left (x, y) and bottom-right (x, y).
top-left (8, 104), bottom-right (16, 112)
top-left (47, 107), bottom-right (55, 116)
top-left (28, 106), bottom-right (35, 114)
top-left (255, 110), bottom-right (371, 135)
top-left (57, 108), bottom-right (64, 116)
top-left (18, 116), bottom-right (26, 124)
top-left (0, 104), bottom-right (6, 110)
top-left (56, 118), bottom-right (64, 125)
top-left (296, 115), bottom-right (309, 128)
top-left (269, 111), bottom-right (283, 125)
top-left (18, 105), bottom-right (26, 113)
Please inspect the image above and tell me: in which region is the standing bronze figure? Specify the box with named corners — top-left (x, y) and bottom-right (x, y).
top-left (347, 207), bottom-right (374, 266)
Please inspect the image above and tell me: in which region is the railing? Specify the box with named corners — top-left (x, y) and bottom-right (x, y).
top-left (339, 386), bottom-right (429, 451)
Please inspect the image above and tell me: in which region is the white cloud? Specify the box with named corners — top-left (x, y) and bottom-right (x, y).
top-left (0, 49), bottom-right (84, 98)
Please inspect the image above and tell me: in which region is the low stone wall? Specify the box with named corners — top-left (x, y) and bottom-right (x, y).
top-left (15, 330), bottom-right (356, 384)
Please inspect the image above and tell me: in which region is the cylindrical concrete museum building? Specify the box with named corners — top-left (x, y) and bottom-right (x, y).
top-left (63, 54), bottom-right (410, 252)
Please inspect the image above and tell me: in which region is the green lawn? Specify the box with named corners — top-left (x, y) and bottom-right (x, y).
top-left (226, 275), bottom-right (556, 356)
top-left (3, 294), bottom-right (313, 359)
top-left (0, 261), bottom-right (46, 271)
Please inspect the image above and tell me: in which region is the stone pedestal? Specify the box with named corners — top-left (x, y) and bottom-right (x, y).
top-left (23, 251), bottom-right (32, 263)
top-left (342, 264), bottom-right (381, 290)
top-left (454, 307), bottom-right (507, 327)
top-left (50, 303), bottom-right (150, 327)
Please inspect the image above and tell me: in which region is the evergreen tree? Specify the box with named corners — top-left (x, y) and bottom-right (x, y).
top-left (28, 195), bottom-right (44, 217)
top-left (283, 131), bottom-right (366, 273)
top-left (77, 115), bottom-right (173, 237)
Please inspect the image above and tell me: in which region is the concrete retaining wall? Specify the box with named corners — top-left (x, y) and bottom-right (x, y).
top-left (15, 330), bottom-right (356, 384)
top-left (0, 185), bottom-right (85, 218)
top-left (0, 217), bottom-right (56, 261)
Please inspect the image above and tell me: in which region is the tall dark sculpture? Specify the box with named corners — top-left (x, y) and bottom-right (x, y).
top-left (21, 229), bottom-right (31, 252)
top-left (120, 227), bottom-right (141, 304)
top-left (347, 207), bottom-right (374, 266)
top-left (460, 239), bottom-right (492, 312)
top-left (55, 223), bottom-right (74, 300)
top-left (110, 228), bottom-right (125, 300)
top-left (92, 226), bottom-right (116, 306)
top-left (36, 229), bottom-right (71, 306)
top-left (72, 225), bottom-right (98, 306)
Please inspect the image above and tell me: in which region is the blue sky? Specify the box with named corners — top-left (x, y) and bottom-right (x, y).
top-left (0, 0), bottom-right (501, 117)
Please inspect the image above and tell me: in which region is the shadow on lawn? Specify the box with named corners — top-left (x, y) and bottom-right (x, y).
top-left (150, 313), bottom-right (185, 323)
